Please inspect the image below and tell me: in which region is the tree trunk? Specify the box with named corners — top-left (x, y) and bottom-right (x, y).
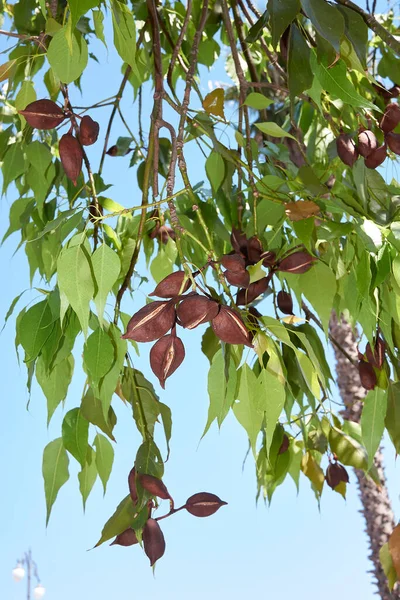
top-left (330, 312), bottom-right (399, 599)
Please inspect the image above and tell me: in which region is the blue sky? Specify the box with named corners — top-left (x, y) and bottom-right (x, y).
top-left (1, 5), bottom-right (400, 599)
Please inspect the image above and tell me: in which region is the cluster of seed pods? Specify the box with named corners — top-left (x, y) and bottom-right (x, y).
top-left (357, 336), bottom-right (386, 391)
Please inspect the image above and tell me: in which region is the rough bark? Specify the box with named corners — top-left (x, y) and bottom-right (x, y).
top-left (330, 312), bottom-right (399, 599)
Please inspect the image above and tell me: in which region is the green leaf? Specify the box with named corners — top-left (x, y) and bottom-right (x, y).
top-left (268, 0), bottom-right (300, 48)
top-left (245, 10), bottom-right (269, 44)
top-left (300, 0), bottom-right (344, 53)
top-left (83, 327), bottom-right (114, 386)
top-left (47, 27), bottom-right (88, 84)
top-left (93, 9), bottom-right (106, 47)
top-left (311, 53), bottom-right (378, 111)
top-left (243, 92), bottom-right (273, 110)
top-left (95, 495), bottom-right (136, 547)
top-left (68, 0), bottom-right (101, 30)
top-left (19, 299), bottom-right (54, 362)
top-left (159, 402), bottom-right (172, 459)
top-left (92, 244), bottom-right (121, 326)
top-left (62, 407), bottom-right (89, 466)
top-left (201, 326), bottom-right (220, 364)
top-left (203, 349), bottom-right (238, 436)
top-left (2, 143), bottom-right (26, 193)
top-left (288, 24), bottom-right (313, 101)
top-left (380, 543), bottom-right (398, 591)
top-left (233, 364), bottom-right (263, 454)
top-left (337, 5), bottom-right (368, 68)
top-left (206, 151), bottom-right (225, 193)
top-left (258, 368), bottom-right (286, 453)
top-left (15, 80), bottom-right (36, 128)
top-left (78, 446), bottom-right (97, 511)
top-left (111, 0), bottom-right (139, 78)
top-left (329, 426), bottom-right (368, 469)
top-left (37, 355), bottom-right (74, 424)
top-left (81, 387), bottom-right (117, 441)
top-left (135, 440), bottom-right (164, 478)
top-left (256, 122), bottom-right (296, 139)
top-left (57, 245), bottom-right (95, 337)
top-left (386, 382), bottom-right (400, 454)
top-left (301, 451), bottom-right (324, 496)
top-left (361, 387), bottom-right (387, 469)
top-left (94, 433), bottom-right (114, 494)
top-left (42, 438), bottom-right (70, 525)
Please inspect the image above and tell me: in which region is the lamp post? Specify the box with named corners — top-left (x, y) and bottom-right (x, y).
top-left (12, 549), bottom-right (46, 600)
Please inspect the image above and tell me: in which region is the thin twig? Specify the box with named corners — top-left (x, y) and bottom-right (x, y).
top-left (167, 0), bottom-right (193, 103)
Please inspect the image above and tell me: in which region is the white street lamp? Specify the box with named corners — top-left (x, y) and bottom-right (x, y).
top-left (12, 550), bottom-right (45, 599)
top-left (33, 584), bottom-right (46, 599)
top-left (12, 564), bottom-right (25, 582)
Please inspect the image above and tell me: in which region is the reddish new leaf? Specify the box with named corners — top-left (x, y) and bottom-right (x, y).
top-left (277, 251), bottom-right (316, 274)
top-left (138, 473), bottom-right (171, 500)
top-left (143, 518), bottom-right (166, 566)
top-left (59, 133), bottom-right (83, 186)
top-left (111, 528), bottom-right (139, 546)
top-left (150, 271), bottom-right (190, 298)
top-left (177, 295), bottom-right (219, 329)
top-left (149, 333), bottom-right (185, 388)
top-left (185, 492), bottom-right (227, 518)
top-left (122, 301), bottom-right (176, 342)
top-left (212, 305), bottom-right (252, 347)
top-left (19, 99), bottom-right (65, 130)
top-left (79, 115), bottom-right (100, 146)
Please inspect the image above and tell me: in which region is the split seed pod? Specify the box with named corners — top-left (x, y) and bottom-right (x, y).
top-left (111, 528), bottom-right (139, 546)
top-left (247, 236), bottom-right (263, 264)
top-left (79, 115), bottom-right (100, 146)
top-left (336, 133), bottom-right (358, 167)
top-left (277, 251), bottom-right (316, 274)
top-left (149, 333), bottom-right (185, 388)
top-left (212, 305), bottom-right (253, 347)
top-left (59, 133), bottom-right (83, 186)
top-left (143, 518), bottom-right (166, 566)
top-left (379, 103), bottom-right (400, 133)
top-left (261, 250), bottom-right (276, 267)
top-left (358, 360), bottom-right (377, 390)
top-left (150, 271), bottom-right (190, 298)
top-left (225, 269), bottom-right (250, 288)
top-left (177, 295), bottom-right (219, 329)
top-left (19, 99), bottom-right (65, 130)
top-left (128, 467), bottom-right (138, 504)
top-left (365, 337), bottom-right (386, 369)
top-left (386, 132), bottom-right (400, 155)
top-left (277, 290), bottom-right (293, 315)
top-left (357, 130), bottom-right (378, 158)
top-left (236, 277), bottom-right (269, 305)
top-left (122, 301), bottom-right (176, 342)
top-left (138, 473), bottom-right (171, 500)
top-left (325, 462), bottom-right (349, 489)
top-left (365, 144), bottom-right (387, 169)
top-left (185, 492), bottom-right (227, 517)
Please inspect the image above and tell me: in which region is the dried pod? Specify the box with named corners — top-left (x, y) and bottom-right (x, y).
top-left (177, 295), bottom-right (219, 329)
top-left (365, 337), bottom-right (386, 369)
top-left (277, 251), bottom-right (316, 274)
top-left (379, 103), bottom-right (400, 133)
top-left (106, 144), bottom-right (118, 156)
top-left (225, 269), bottom-right (250, 288)
top-left (149, 333), bottom-right (185, 388)
top-left (111, 528), bottom-right (139, 547)
top-left (230, 228), bottom-right (248, 254)
top-left (386, 132), bottom-right (400, 155)
top-left (236, 277), bottom-right (269, 305)
top-left (261, 250), bottom-right (276, 267)
top-left (185, 492), bottom-right (227, 518)
top-left (149, 223), bottom-right (176, 244)
top-left (143, 518), bottom-right (166, 566)
top-left (212, 305), bottom-right (253, 347)
top-left (389, 85), bottom-right (400, 98)
top-left (79, 115), bottom-right (100, 146)
top-left (138, 473), bottom-right (171, 500)
top-left (326, 462), bottom-right (349, 489)
top-left (365, 143), bottom-right (387, 169)
top-left (150, 271), bottom-right (190, 298)
top-left (247, 236), bottom-right (263, 264)
top-left (128, 467), bottom-right (138, 504)
top-left (278, 434), bottom-right (290, 455)
top-left (221, 253), bottom-right (246, 272)
top-left (122, 301), bottom-right (176, 342)
top-left (19, 99), bottom-right (65, 130)
top-left (277, 290), bottom-right (293, 315)
top-left (357, 129), bottom-right (378, 158)
top-left (59, 133), bottom-right (83, 186)
top-left (336, 133), bottom-right (358, 167)
top-left (358, 360), bottom-right (377, 390)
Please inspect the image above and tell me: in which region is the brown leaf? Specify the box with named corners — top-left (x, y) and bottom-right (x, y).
top-left (236, 277), bottom-right (269, 305)
top-left (225, 269), bottom-right (250, 288)
top-left (202, 88), bottom-right (225, 119)
top-left (379, 103), bottom-right (400, 133)
top-left (365, 337), bottom-right (385, 369)
top-left (358, 360), bottom-right (377, 390)
top-left (221, 253), bottom-right (246, 272)
top-left (59, 133), bottom-right (83, 186)
top-left (277, 290), bottom-right (293, 315)
top-left (150, 271), bottom-right (190, 298)
top-left (19, 99), bottom-right (65, 130)
top-left (357, 129), bottom-right (378, 158)
top-left (149, 333), bottom-right (185, 388)
top-left (185, 492), bottom-right (227, 518)
top-left (128, 467), bottom-right (138, 504)
top-left (365, 144), bottom-right (387, 169)
top-left (79, 115), bottom-right (100, 146)
top-left (325, 462), bottom-right (349, 489)
top-left (212, 305), bottom-right (253, 347)
top-left (284, 200), bottom-right (320, 222)
top-left (277, 251), bottom-right (316, 274)
top-left (389, 524), bottom-right (400, 580)
top-left (386, 132), bottom-right (400, 155)
top-left (336, 133), bottom-right (358, 167)
top-left (122, 301), bottom-right (176, 342)
top-left (138, 473), bottom-right (171, 500)
top-left (111, 528), bottom-right (139, 546)
top-left (143, 518), bottom-right (166, 566)
top-left (177, 295), bottom-right (219, 329)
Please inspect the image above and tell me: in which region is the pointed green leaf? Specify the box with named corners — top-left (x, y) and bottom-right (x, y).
top-left (268, 0), bottom-right (300, 48)
top-left (93, 9), bottom-right (107, 47)
top-left (243, 92), bottom-right (274, 110)
top-left (94, 433), bottom-right (114, 494)
top-left (361, 387), bottom-right (387, 469)
top-left (81, 387), bottom-right (117, 441)
top-left (37, 355), bottom-right (74, 424)
top-left (329, 426), bottom-right (368, 469)
top-left (92, 244), bottom-right (121, 326)
top-left (78, 446), bottom-right (97, 511)
top-left (203, 349), bottom-right (237, 436)
top-left (233, 364), bottom-right (263, 454)
top-left (300, 0), bottom-right (344, 53)
top-left (111, 0), bottom-right (139, 78)
top-left (256, 122), bottom-right (296, 139)
top-left (83, 326), bottom-right (114, 386)
top-left (386, 382), bottom-right (400, 454)
top-left (258, 368), bottom-right (286, 453)
top-left (288, 23), bottom-right (313, 100)
top-left (42, 438), bottom-right (70, 525)
top-left (2, 143), bottom-right (26, 193)
top-left (19, 300), bottom-right (54, 362)
top-left (62, 407), bottom-right (89, 466)
top-left (15, 80), bottom-right (36, 128)
top-left (206, 151), bottom-right (225, 193)
top-left (68, 0), bottom-right (102, 30)
top-left (95, 495), bottom-right (136, 547)
top-left (47, 27), bottom-right (88, 84)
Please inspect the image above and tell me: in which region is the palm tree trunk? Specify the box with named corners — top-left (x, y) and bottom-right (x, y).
top-left (330, 312), bottom-right (399, 599)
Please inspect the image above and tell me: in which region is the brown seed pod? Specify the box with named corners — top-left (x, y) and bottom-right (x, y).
top-left (277, 290), bottom-right (293, 315)
top-left (236, 277), bottom-right (269, 306)
top-left (277, 251), bottom-right (316, 274)
top-left (225, 269), bottom-right (250, 288)
top-left (364, 143), bottom-right (387, 169)
top-left (19, 99), bottom-right (65, 130)
top-left (177, 295), bottom-right (219, 329)
top-left (143, 518), bottom-right (166, 566)
top-left (122, 301), bottom-right (176, 342)
top-left (79, 115), bottom-right (100, 146)
top-left (389, 85), bottom-right (400, 98)
top-left (325, 462), bottom-right (349, 489)
top-left (278, 434), bottom-right (290, 455)
top-left (149, 271), bottom-right (190, 298)
top-left (261, 250), bottom-right (276, 267)
top-left (365, 337), bottom-right (386, 369)
top-left (358, 360), bottom-right (377, 390)
top-left (111, 528), bottom-right (139, 546)
top-left (149, 333), bottom-right (185, 388)
top-left (221, 253), bottom-right (246, 272)
top-left (386, 132), bottom-right (400, 155)
top-left (106, 144), bottom-right (118, 156)
top-left (128, 467), bottom-right (138, 504)
top-left (357, 129), bottom-right (378, 158)
top-left (59, 133), bottom-right (83, 186)
top-left (149, 223), bottom-right (176, 244)
top-left (247, 236), bottom-right (263, 264)
top-left (336, 133), bottom-right (358, 167)
top-left (379, 103), bottom-right (400, 133)
top-left (212, 305), bottom-right (253, 347)
top-left (230, 228), bottom-right (248, 254)
top-left (138, 473), bottom-right (171, 500)
top-left (185, 492), bottom-right (227, 518)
